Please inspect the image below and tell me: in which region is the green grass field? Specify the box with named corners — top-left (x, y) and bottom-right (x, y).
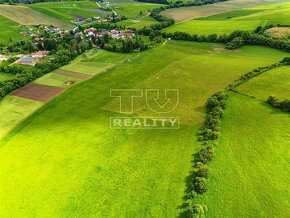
top-left (61, 50), bottom-right (115, 75)
top-left (27, 0), bottom-right (161, 26)
top-left (165, 20), bottom-right (266, 35)
top-left (161, 0), bottom-right (290, 22)
top-left (197, 91), bottom-right (290, 217)
top-left (110, 2), bottom-right (161, 18)
top-left (0, 4), bottom-right (71, 29)
top-left (0, 96), bottom-right (43, 140)
top-left (235, 66), bottom-right (290, 100)
top-left (29, 1), bottom-right (108, 23)
top-left (117, 16), bottom-right (159, 29)
top-left (0, 16), bottom-right (26, 44)
top-left (0, 41), bottom-right (288, 217)
top-left (165, 2), bottom-right (290, 35)
top-left (33, 72), bottom-right (82, 88)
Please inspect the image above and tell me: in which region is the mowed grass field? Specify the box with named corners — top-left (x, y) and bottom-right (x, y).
top-left (235, 66), bottom-right (290, 100)
top-left (0, 4), bottom-right (72, 29)
top-left (0, 41), bottom-right (289, 217)
top-left (110, 2), bottom-right (161, 18)
top-left (203, 2), bottom-right (290, 25)
top-left (165, 2), bottom-right (290, 35)
top-left (29, 1), bottom-right (108, 23)
top-left (165, 20), bottom-right (266, 35)
top-left (161, 0), bottom-right (290, 22)
top-left (116, 16), bottom-right (159, 29)
top-left (197, 91), bottom-right (290, 217)
top-left (0, 96), bottom-right (43, 139)
top-left (0, 16), bottom-right (26, 44)
top-left (235, 2), bottom-right (290, 25)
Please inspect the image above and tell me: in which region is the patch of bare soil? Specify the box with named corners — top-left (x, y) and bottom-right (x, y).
top-left (11, 83), bottom-right (65, 102)
top-left (54, 69), bottom-right (92, 80)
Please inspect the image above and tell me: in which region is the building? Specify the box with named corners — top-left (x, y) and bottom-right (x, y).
top-left (15, 51), bottom-right (47, 66)
top-left (31, 51), bottom-right (48, 58)
top-left (17, 57), bottom-right (36, 66)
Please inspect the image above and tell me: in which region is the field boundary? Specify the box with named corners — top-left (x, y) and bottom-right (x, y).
top-left (0, 64), bottom-right (117, 145)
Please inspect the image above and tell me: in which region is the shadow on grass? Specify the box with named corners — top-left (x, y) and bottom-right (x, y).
top-left (176, 152), bottom-right (200, 218)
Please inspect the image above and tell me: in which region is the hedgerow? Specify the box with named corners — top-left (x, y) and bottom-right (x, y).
top-left (267, 96), bottom-right (290, 112)
top-left (184, 91), bottom-right (227, 217)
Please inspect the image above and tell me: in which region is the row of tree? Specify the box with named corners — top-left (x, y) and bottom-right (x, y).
top-left (186, 91), bottom-right (227, 217)
top-left (137, 29), bottom-right (290, 52)
top-left (267, 96), bottom-right (290, 112)
top-left (104, 38), bottom-right (149, 53)
top-left (228, 57), bottom-right (290, 89)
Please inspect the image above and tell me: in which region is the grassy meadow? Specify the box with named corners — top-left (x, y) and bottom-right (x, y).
top-left (0, 41), bottom-right (289, 217)
top-left (109, 2), bottom-right (161, 18)
top-left (0, 16), bottom-right (26, 44)
top-left (0, 4), bottom-right (72, 29)
top-left (116, 16), bottom-right (159, 29)
top-left (0, 96), bottom-right (43, 140)
top-left (29, 1), bottom-right (108, 23)
top-left (165, 2), bottom-right (290, 35)
top-left (197, 91), bottom-right (290, 217)
top-left (235, 2), bottom-right (290, 25)
top-left (165, 20), bottom-right (265, 35)
top-left (33, 72), bottom-right (82, 88)
top-left (235, 66), bottom-right (290, 100)
top-left (161, 0), bottom-right (290, 22)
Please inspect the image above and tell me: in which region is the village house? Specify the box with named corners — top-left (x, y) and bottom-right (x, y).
top-left (15, 51), bottom-right (48, 66)
top-left (17, 57), bottom-right (36, 66)
top-left (84, 28), bottom-right (135, 40)
top-left (31, 51), bottom-right (48, 58)
top-left (34, 37), bottom-right (45, 42)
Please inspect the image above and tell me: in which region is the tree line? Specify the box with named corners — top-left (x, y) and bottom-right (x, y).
top-left (136, 29), bottom-right (290, 53)
top-left (228, 57), bottom-right (290, 89)
top-left (134, 0), bottom-right (290, 53)
top-left (186, 91), bottom-right (227, 218)
top-left (267, 96), bottom-right (290, 112)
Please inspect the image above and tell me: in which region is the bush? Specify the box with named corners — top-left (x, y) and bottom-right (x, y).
top-left (226, 37), bottom-right (244, 50)
top-left (267, 96), bottom-right (290, 112)
top-left (193, 177), bottom-right (207, 194)
top-left (197, 146), bottom-right (215, 163)
top-left (188, 204), bottom-right (208, 218)
top-left (281, 57), bottom-right (290, 65)
top-left (189, 190), bottom-right (197, 199)
top-left (195, 162), bottom-right (210, 178)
